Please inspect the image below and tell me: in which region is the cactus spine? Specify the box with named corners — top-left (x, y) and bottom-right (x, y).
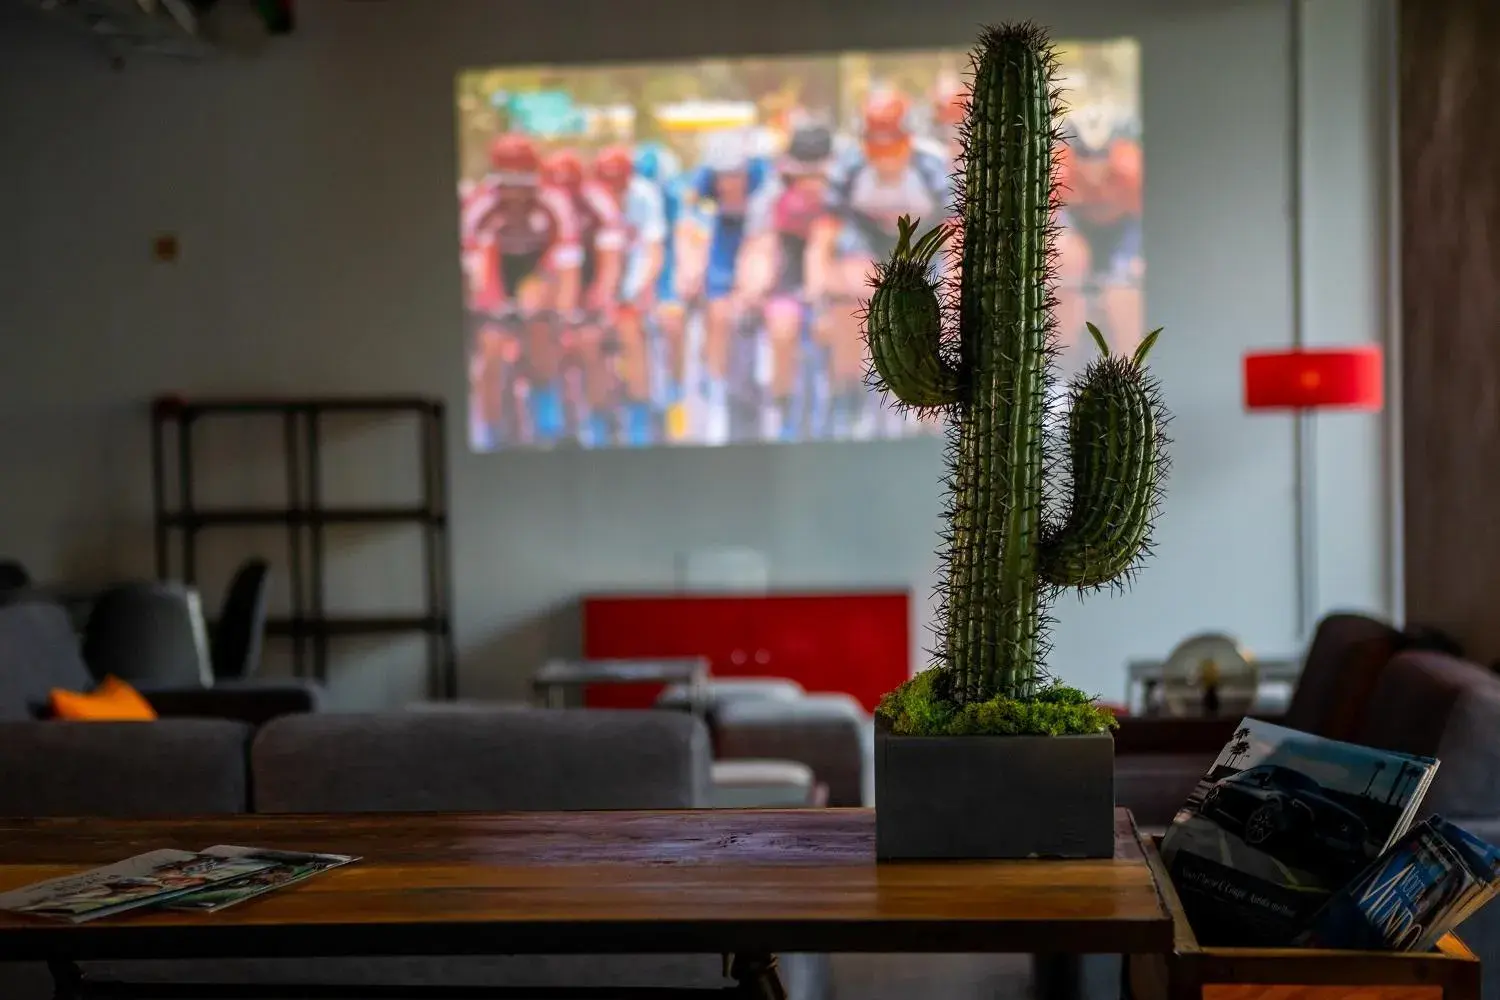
top-left (865, 23), bottom-right (1169, 710)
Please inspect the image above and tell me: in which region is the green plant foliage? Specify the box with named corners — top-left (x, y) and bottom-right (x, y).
top-left (862, 22), bottom-right (1171, 719)
top-left (876, 669), bottom-right (1119, 737)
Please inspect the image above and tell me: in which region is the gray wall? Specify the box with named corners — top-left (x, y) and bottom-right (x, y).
top-left (0, 0), bottom-right (1392, 707)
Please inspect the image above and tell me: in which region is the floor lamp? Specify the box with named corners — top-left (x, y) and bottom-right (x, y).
top-left (1243, 346), bottom-right (1384, 638)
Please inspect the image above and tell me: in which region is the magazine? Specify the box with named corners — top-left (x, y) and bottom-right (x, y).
top-left (1425, 816), bottom-right (1500, 933)
top-left (1295, 816), bottom-right (1500, 951)
top-left (1295, 819), bottom-right (1474, 950)
top-left (163, 846), bottom-right (359, 913)
top-left (1160, 718), bottom-right (1440, 947)
top-left (0, 849), bottom-right (277, 923)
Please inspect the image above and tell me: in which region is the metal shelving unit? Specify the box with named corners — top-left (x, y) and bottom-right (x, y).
top-left (150, 395), bottom-right (457, 698)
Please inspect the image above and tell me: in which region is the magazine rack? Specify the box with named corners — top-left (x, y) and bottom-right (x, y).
top-left (1130, 836), bottom-right (1482, 1000)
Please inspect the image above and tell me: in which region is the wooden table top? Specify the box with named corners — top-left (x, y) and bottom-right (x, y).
top-left (0, 808), bottom-right (1172, 961)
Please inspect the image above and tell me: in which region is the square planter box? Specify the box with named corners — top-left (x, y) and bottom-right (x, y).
top-left (875, 723), bottom-right (1115, 860)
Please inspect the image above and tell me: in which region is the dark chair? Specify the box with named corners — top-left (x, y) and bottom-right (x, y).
top-left (211, 559), bottom-right (270, 682)
top-left (0, 559), bottom-right (31, 593)
top-left (81, 582), bottom-right (210, 689)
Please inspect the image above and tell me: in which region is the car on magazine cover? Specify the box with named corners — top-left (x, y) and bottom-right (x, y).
top-left (1200, 764), bottom-right (1370, 866)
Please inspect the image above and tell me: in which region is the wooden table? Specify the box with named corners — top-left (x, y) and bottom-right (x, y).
top-left (0, 808), bottom-right (1172, 998)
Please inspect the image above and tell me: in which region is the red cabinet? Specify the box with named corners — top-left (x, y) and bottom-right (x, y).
top-left (580, 591), bottom-right (911, 712)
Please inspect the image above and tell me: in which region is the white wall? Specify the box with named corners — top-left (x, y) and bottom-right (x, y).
top-left (0, 0), bottom-right (1392, 707)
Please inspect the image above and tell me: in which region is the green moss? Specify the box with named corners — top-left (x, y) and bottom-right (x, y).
top-left (875, 669), bottom-right (1119, 737)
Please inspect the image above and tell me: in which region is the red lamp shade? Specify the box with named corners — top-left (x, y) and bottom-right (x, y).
top-left (1243, 346), bottom-right (1384, 411)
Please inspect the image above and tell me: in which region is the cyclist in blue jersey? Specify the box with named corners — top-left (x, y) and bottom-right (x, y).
top-left (633, 141), bottom-right (691, 434)
top-left (674, 131), bottom-right (771, 443)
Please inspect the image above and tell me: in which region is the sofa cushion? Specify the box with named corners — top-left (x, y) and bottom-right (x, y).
top-left (50, 675), bottom-right (158, 721)
top-left (252, 708), bottom-right (713, 812)
top-left (709, 758), bottom-right (816, 808)
top-left (0, 599), bottom-right (95, 720)
top-left (0, 719), bottom-right (252, 816)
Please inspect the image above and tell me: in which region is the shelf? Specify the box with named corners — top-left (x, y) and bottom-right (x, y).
top-left (264, 615), bottom-right (449, 637)
top-left (162, 506), bottom-right (447, 528)
top-left (152, 391), bottom-right (457, 696)
top-left (152, 395), bottom-right (444, 418)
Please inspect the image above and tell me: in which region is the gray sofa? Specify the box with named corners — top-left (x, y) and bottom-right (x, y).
top-left (0, 707), bottom-right (829, 1000)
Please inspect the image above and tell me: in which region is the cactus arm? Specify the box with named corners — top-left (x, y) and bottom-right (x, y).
top-left (864, 217), bottom-right (961, 408)
top-left (1039, 347), bottom-right (1168, 590)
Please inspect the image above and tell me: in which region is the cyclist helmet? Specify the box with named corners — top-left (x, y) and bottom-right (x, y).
top-left (634, 141), bottom-right (680, 182)
top-left (700, 129), bottom-right (753, 174)
top-left (862, 90), bottom-right (912, 159)
top-left (541, 148), bottom-right (584, 189)
top-left (780, 122), bottom-right (833, 176)
top-left (593, 145), bottom-right (635, 188)
top-left (488, 134), bottom-right (540, 185)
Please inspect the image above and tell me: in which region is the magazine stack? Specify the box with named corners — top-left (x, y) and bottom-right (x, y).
top-left (1160, 717), bottom-right (1500, 950)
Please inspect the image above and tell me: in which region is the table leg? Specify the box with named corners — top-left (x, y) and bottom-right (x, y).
top-left (1034, 953), bottom-right (1087, 1000)
top-left (724, 953), bottom-right (786, 1000)
top-left (48, 960), bottom-right (82, 1000)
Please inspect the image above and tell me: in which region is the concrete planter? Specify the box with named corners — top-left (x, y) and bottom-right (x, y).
top-left (875, 723), bottom-right (1115, 860)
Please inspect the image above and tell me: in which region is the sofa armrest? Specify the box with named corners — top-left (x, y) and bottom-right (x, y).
top-left (1114, 714), bottom-right (1285, 755)
top-left (142, 683), bottom-right (321, 726)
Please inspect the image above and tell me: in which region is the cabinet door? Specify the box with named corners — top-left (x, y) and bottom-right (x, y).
top-left (747, 593), bottom-right (910, 713)
top-left (580, 595), bottom-right (752, 708)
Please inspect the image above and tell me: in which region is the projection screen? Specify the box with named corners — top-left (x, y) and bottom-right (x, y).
top-left (458, 40), bottom-right (1141, 451)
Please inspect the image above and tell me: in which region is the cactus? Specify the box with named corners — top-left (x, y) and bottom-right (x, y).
top-left (865, 23), bottom-right (1169, 732)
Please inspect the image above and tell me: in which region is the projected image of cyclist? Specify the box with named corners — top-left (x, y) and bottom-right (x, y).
top-left (455, 39), bottom-right (1142, 451)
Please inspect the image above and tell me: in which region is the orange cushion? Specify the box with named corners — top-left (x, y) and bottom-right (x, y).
top-left (49, 676), bottom-right (158, 722)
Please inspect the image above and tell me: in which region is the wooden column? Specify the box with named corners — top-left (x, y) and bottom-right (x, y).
top-left (1400, 0), bottom-right (1500, 661)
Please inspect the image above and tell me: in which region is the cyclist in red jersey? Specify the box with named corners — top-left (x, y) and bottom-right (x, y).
top-left (464, 135), bottom-right (584, 447)
top-left (463, 135), bottom-right (583, 316)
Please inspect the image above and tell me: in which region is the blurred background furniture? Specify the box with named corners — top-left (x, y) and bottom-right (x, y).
top-left (209, 557), bottom-right (270, 681)
top-left (150, 395), bottom-right (457, 697)
top-left (0, 598), bottom-right (320, 726)
top-left (1126, 650), bottom-right (1299, 716)
top-left (1149, 632), bottom-right (1260, 718)
top-left (580, 590), bottom-right (908, 712)
top-left (0, 559), bottom-right (31, 594)
top-left (81, 581), bottom-right (212, 689)
top-left (532, 657), bottom-right (709, 710)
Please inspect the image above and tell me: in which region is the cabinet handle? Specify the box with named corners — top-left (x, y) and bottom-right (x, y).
top-left (754, 649), bottom-right (771, 665)
top-left (730, 650), bottom-right (747, 665)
